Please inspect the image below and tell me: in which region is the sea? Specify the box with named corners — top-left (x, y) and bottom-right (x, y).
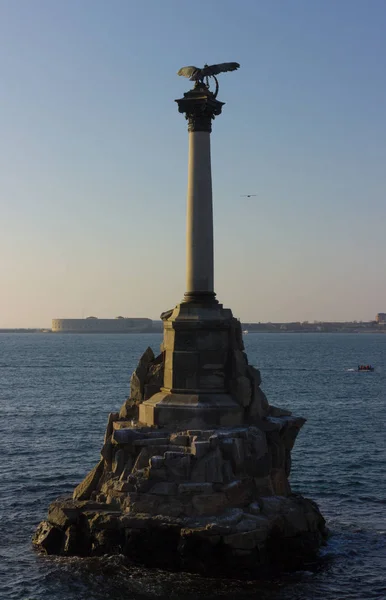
top-left (0, 332), bottom-right (385, 600)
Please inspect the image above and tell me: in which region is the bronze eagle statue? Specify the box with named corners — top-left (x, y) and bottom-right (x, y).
top-left (177, 62), bottom-right (240, 97)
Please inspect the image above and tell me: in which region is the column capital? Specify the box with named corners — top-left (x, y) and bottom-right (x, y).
top-left (175, 84), bottom-right (224, 132)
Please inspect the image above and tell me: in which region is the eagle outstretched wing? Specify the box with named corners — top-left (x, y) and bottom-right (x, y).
top-left (177, 62), bottom-right (240, 81)
top-left (201, 62), bottom-right (240, 77)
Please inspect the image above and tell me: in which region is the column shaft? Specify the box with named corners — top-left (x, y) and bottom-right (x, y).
top-left (186, 131), bottom-right (214, 295)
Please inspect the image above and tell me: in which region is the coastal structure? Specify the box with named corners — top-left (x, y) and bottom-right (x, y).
top-left (52, 317), bottom-right (152, 333)
top-left (33, 67), bottom-right (327, 576)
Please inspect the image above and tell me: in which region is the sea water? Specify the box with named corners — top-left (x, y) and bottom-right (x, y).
top-left (0, 332), bottom-right (385, 600)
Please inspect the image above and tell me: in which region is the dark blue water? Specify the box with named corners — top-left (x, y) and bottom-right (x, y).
top-left (0, 333), bottom-right (385, 600)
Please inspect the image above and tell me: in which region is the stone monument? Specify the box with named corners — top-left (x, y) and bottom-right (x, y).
top-left (33, 64), bottom-right (327, 576)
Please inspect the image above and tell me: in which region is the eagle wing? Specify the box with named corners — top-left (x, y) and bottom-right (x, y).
top-left (202, 62), bottom-right (240, 77)
top-left (177, 66), bottom-right (201, 80)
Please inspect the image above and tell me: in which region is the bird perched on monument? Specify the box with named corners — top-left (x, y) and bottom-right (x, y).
top-left (177, 62), bottom-right (240, 97)
top-left (177, 62), bottom-right (240, 82)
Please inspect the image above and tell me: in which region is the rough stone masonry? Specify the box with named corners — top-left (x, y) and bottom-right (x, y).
top-left (33, 319), bottom-right (328, 575)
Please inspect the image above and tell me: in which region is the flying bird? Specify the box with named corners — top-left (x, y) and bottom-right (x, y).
top-left (241, 194), bottom-right (257, 198)
top-left (177, 62), bottom-right (240, 97)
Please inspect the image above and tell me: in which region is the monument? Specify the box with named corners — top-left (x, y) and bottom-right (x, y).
top-left (33, 64), bottom-right (327, 576)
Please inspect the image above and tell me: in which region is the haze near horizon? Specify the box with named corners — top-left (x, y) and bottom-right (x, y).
top-left (1, 0), bottom-right (386, 328)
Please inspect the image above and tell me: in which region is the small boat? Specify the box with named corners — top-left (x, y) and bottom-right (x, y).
top-left (243, 330), bottom-right (249, 335)
top-left (357, 365), bottom-right (374, 372)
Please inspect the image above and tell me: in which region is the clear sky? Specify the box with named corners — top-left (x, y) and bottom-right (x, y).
top-left (1, 0), bottom-right (386, 327)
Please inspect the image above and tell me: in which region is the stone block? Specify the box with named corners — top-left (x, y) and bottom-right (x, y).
top-left (149, 482), bottom-right (177, 496)
top-left (178, 482), bottom-right (214, 495)
top-left (100, 437), bottom-right (113, 468)
top-left (208, 435), bottom-right (220, 449)
top-left (191, 438), bottom-right (210, 459)
top-left (247, 427), bottom-right (268, 460)
top-left (112, 428), bottom-right (143, 444)
top-left (229, 317), bottom-right (244, 351)
top-left (232, 350), bottom-right (248, 378)
top-left (268, 405), bottom-right (292, 417)
top-left (73, 460), bottom-right (104, 501)
top-left (285, 450), bottom-right (292, 477)
top-left (267, 432), bottom-right (286, 469)
top-left (158, 498), bottom-right (185, 518)
top-left (64, 523), bottom-right (91, 556)
top-left (231, 375), bottom-right (252, 408)
top-left (191, 448), bottom-right (223, 483)
top-left (220, 437), bottom-right (234, 460)
top-left (117, 481), bottom-right (135, 492)
top-left (104, 412), bottom-right (119, 443)
top-left (231, 438), bottom-right (245, 472)
top-left (170, 433), bottom-right (190, 446)
top-left (145, 362), bottom-right (164, 388)
top-left (169, 351), bottom-right (200, 389)
top-left (246, 364), bottom-right (261, 387)
top-left (112, 449), bottom-right (126, 477)
top-left (164, 453), bottom-right (191, 480)
top-left (222, 460), bottom-right (234, 483)
top-left (144, 384), bottom-right (162, 400)
top-left (148, 467), bottom-right (168, 482)
top-left (33, 521), bottom-right (64, 555)
top-left (119, 398), bottom-right (139, 420)
top-left (199, 349), bottom-right (228, 368)
top-left (130, 372), bottom-right (143, 402)
top-left (192, 492), bottom-right (228, 516)
top-left (196, 330), bottom-right (229, 352)
top-left (126, 493), bottom-right (160, 515)
top-left (119, 457), bottom-right (133, 482)
top-left (245, 452), bottom-right (272, 478)
top-left (47, 501), bottom-right (81, 529)
top-left (248, 502), bottom-right (261, 516)
top-left (271, 468), bottom-right (291, 496)
top-left (281, 419), bottom-right (306, 450)
top-left (132, 447), bottom-right (151, 472)
top-left (199, 373), bottom-right (225, 389)
top-left (150, 455), bottom-right (164, 469)
top-left (259, 496), bottom-right (287, 517)
top-left (133, 437), bottom-right (170, 447)
top-left (254, 476), bottom-right (275, 497)
top-left (188, 429), bottom-right (216, 440)
top-left (235, 518), bottom-right (262, 533)
top-left (248, 387), bottom-right (269, 421)
top-left (223, 531), bottom-right (257, 551)
top-left (223, 479), bottom-right (254, 507)
top-left (120, 513), bottom-right (153, 529)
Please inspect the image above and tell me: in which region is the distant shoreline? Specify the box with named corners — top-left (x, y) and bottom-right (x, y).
top-left (1, 323), bottom-right (385, 335)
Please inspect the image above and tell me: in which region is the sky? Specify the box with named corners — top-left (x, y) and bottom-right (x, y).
top-left (1, 0), bottom-right (386, 327)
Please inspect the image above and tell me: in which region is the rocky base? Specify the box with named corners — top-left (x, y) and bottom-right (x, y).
top-left (33, 493), bottom-right (326, 576)
top-left (33, 420), bottom-right (328, 575)
top-left (33, 336), bottom-right (328, 576)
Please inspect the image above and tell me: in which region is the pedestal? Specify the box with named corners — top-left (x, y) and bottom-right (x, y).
top-left (139, 302), bottom-right (243, 428)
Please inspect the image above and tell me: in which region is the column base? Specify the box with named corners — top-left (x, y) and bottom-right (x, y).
top-left (139, 390), bottom-right (243, 429)
top-left (183, 291), bottom-right (218, 304)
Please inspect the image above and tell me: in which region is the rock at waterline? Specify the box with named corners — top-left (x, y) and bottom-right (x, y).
top-left (33, 345), bottom-right (328, 575)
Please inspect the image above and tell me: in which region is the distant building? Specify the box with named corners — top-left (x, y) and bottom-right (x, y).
top-left (375, 313), bottom-right (386, 324)
top-left (52, 316), bottom-right (153, 333)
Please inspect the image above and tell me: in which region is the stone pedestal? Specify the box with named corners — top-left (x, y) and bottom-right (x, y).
top-left (139, 302), bottom-right (243, 429)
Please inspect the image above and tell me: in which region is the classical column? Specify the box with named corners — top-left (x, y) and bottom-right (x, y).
top-left (176, 84), bottom-right (224, 303)
top-left (138, 83), bottom-right (243, 429)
